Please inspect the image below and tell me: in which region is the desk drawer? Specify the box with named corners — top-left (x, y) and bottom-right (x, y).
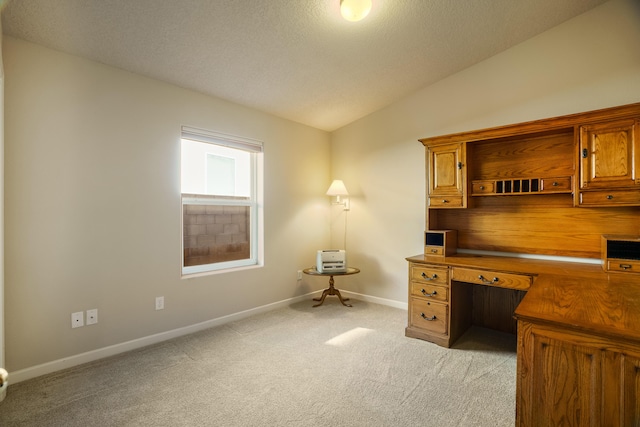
top-left (607, 259), bottom-right (640, 274)
top-left (579, 190), bottom-right (640, 207)
top-left (410, 265), bottom-right (448, 286)
top-left (541, 176), bottom-right (572, 193)
top-left (410, 282), bottom-right (448, 302)
top-left (428, 196), bottom-right (464, 208)
top-left (410, 298), bottom-right (448, 335)
top-left (452, 267), bottom-right (532, 290)
top-left (425, 245), bottom-right (444, 256)
top-left (472, 180), bottom-right (495, 195)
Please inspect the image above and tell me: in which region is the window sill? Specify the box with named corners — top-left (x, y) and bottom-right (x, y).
top-left (181, 262), bottom-right (263, 280)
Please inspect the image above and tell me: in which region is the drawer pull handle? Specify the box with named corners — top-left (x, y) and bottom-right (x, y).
top-left (442, 199), bottom-right (448, 203)
top-left (607, 195), bottom-right (614, 200)
top-left (420, 289), bottom-right (438, 297)
top-left (420, 313), bottom-right (437, 321)
top-left (552, 181), bottom-right (559, 186)
top-left (620, 264), bottom-right (632, 270)
top-left (479, 185), bottom-right (485, 190)
top-left (478, 275), bottom-right (499, 285)
top-left (430, 249), bottom-right (438, 253)
top-left (421, 272), bottom-right (438, 281)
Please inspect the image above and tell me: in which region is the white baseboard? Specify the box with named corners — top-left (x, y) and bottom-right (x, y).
top-left (8, 290), bottom-right (406, 384)
top-left (340, 290), bottom-right (408, 310)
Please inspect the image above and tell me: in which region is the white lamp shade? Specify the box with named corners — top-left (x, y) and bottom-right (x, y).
top-left (340, 0), bottom-right (372, 22)
top-left (326, 180), bottom-right (349, 196)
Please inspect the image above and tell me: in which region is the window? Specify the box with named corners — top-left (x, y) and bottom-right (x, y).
top-left (206, 154), bottom-right (235, 196)
top-left (181, 126), bottom-right (263, 275)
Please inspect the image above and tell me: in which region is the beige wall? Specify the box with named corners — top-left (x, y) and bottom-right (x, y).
top-left (4, 37), bottom-right (331, 374)
top-left (330, 0), bottom-right (640, 301)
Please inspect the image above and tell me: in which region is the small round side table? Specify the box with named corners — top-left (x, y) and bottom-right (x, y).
top-left (302, 267), bottom-right (360, 307)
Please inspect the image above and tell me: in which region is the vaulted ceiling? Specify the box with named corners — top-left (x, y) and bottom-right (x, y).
top-left (2, 0), bottom-right (609, 131)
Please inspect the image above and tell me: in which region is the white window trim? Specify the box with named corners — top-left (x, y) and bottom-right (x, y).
top-left (182, 126), bottom-right (263, 153)
top-left (181, 126), bottom-right (264, 277)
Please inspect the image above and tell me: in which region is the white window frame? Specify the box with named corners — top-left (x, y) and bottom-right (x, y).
top-left (181, 126), bottom-right (264, 276)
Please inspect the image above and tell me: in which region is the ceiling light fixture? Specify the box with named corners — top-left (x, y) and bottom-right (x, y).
top-left (340, 0), bottom-right (372, 22)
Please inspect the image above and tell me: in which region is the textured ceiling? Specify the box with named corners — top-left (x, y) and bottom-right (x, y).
top-left (2, 0), bottom-right (609, 131)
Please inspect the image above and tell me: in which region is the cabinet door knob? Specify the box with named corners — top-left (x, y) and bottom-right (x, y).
top-left (479, 186), bottom-right (485, 190)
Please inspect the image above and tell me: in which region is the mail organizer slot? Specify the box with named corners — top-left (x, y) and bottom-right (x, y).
top-left (602, 235), bottom-right (640, 274)
top-left (424, 230), bottom-right (457, 257)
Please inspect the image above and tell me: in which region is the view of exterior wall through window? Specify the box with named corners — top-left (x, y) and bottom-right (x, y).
top-left (182, 200), bottom-right (250, 267)
top-left (181, 126), bottom-right (263, 275)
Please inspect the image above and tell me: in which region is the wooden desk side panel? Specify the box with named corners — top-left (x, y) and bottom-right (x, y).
top-left (433, 206), bottom-right (640, 258)
top-left (449, 281), bottom-right (473, 345)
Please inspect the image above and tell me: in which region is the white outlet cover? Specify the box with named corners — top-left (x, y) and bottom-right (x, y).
top-left (71, 312), bottom-right (84, 328)
top-left (86, 309), bottom-right (98, 325)
top-left (155, 296), bottom-right (164, 310)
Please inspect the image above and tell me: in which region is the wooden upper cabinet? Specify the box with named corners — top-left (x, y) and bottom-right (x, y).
top-left (427, 142), bottom-right (467, 208)
top-left (420, 103), bottom-right (640, 213)
top-left (579, 119), bottom-right (639, 190)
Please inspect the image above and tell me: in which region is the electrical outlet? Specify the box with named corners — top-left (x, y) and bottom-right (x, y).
top-left (86, 309), bottom-right (98, 325)
top-left (297, 270), bottom-right (302, 281)
top-left (71, 311), bottom-right (84, 328)
top-left (155, 296), bottom-right (164, 310)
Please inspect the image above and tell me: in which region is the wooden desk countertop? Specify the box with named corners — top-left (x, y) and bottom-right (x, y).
top-left (406, 253), bottom-right (640, 345)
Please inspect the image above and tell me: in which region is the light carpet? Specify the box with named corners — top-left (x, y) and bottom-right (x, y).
top-left (0, 299), bottom-right (517, 426)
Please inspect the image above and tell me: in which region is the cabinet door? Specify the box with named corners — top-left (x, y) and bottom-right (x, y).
top-left (579, 119), bottom-right (639, 190)
top-left (427, 142), bottom-right (466, 208)
top-left (602, 350), bottom-right (640, 425)
top-left (528, 333), bottom-right (601, 425)
top-left (517, 321), bottom-right (640, 427)
top-left (621, 354), bottom-right (640, 426)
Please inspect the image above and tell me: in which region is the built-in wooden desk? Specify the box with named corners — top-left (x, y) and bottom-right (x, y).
top-left (411, 103), bottom-right (640, 424)
top-left (405, 253), bottom-right (640, 426)
top-left (406, 253), bottom-right (549, 347)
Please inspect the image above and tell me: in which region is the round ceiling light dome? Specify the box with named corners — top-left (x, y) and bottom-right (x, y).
top-left (340, 0), bottom-right (372, 22)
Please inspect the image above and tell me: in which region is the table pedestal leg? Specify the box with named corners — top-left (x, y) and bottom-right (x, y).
top-left (313, 276), bottom-right (352, 307)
